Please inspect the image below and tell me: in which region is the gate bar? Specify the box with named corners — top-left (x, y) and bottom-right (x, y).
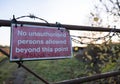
top-left (0, 48), bottom-right (50, 84)
top-left (54, 70), bottom-right (120, 84)
top-left (0, 19), bottom-right (120, 32)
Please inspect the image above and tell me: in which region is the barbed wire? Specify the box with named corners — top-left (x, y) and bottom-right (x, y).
top-left (13, 14), bottom-right (49, 25)
top-left (116, 32), bottom-right (120, 38)
top-left (71, 27), bottom-right (120, 44)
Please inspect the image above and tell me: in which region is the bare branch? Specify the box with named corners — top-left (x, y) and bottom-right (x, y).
top-left (109, 0), bottom-right (114, 4)
top-left (116, 0), bottom-right (120, 10)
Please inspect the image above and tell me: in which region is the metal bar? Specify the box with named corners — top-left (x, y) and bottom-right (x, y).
top-left (0, 48), bottom-right (50, 84)
top-left (0, 19), bottom-right (120, 32)
top-left (0, 19), bottom-right (120, 84)
top-left (54, 71), bottom-right (120, 84)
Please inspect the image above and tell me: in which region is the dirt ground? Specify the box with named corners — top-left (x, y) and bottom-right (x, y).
top-left (4, 67), bottom-right (27, 84)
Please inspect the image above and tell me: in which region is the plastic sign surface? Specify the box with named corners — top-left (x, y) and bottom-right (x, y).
top-left (10, 24), bottom-right (72, 61)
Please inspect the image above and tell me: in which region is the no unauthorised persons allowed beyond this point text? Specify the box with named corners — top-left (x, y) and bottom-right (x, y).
top-left (10, 24), bottom-right (72, 61)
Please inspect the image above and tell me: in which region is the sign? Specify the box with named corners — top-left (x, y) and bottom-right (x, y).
top-left (10, 24), bottom-right (72, 61)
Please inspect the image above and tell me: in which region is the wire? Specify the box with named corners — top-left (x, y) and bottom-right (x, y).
top-left (15, 14), bottom-right (49, 25)
top-left (71, 27), bottom-right (120, 44)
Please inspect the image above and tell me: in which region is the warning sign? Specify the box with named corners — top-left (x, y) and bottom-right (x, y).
top-left (10, 24), bottom-right (72, 61)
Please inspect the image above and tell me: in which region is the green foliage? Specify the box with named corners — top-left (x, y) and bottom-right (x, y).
top-left (80, 43), bottom-right (120, 74)
top-left (75, 42), bottom-right (120, 83)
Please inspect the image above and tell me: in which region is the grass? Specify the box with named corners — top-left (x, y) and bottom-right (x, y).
top-left (0, 56), bottom-right (119, 84)
top-left (0, 57), bottom-right (86, 84)
top-left (0, 55), bottom-right (7, 62)
top-left (0, 59), bottom-right (18, 83)
top-left (24, 58), bottom-right (86, 83)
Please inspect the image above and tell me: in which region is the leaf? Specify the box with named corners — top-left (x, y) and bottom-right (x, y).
top-left (90, 63), bottom-right (94, 67)
top-left (94, 17), bottom-right (99, 22)
top-left (86, 55), bottom-right (92, 60)
top-left (100, 55), bottom-right (105, 60)
top-left (74, 47), bottom-right (79, 52)
top-left (90, 12), bottom-right (94, 16)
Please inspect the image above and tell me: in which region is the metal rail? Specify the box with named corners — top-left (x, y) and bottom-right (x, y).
top-left (0, 19), bottom-right (120, 32)
top-left (54, 71), bottom-right (120, 84)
